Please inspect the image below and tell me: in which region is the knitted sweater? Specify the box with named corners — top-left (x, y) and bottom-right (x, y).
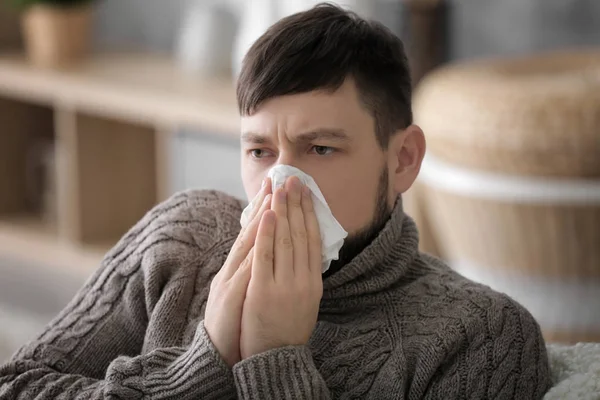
top-left (0, 190), bottom-right (552, 399)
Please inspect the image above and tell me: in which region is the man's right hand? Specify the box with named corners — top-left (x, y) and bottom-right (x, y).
top-left (204, 179), bottom-right (272, 368)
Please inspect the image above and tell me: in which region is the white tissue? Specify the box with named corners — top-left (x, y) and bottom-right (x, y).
top-left (240, 165), bottom-right (348, 273)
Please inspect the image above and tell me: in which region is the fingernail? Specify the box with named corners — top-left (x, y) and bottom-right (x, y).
top-left (263, 210), bottom-right (275, 224)
top-left (290, 177), bottom-right (301, 189)
top-left (278, 189), bottom-right (287, 202)
top-left (263, 194), bottom-right (272, 205)
top-left (261, 177), bottom-right (267, 188)
top-left (302, 186), bottom-right (310, 196)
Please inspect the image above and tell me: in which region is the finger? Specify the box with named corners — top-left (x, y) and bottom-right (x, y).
top-left (286, 177), bottom-right (308, 278)
top-left (272, 186), bottom-right (294, 282)
top-left (222, 193), bottom-right (272, 281)
top-left (302, 186), bottom-right (322, 277)
top-left (252, 210), bottom-right (276, 283)
top-left (247, 177), bottom-right (272, 223)
top-left (230, 247), bottom-right (253, 294)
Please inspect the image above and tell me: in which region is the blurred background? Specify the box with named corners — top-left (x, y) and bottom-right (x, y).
top-left (0, 0), bottom-right (599, 361)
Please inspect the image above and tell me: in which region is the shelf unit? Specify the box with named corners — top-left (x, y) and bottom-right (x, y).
top-left (0, 52), bottom-right (240, 275)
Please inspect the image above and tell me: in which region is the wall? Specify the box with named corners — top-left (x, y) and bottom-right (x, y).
top-left (92, 0), bottom-right (188, 53)
top-left (450, 0), bottom-right (600, 60)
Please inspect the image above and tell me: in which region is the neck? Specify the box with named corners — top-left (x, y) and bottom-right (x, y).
top-left (320, 199), bottom-right (420, 313)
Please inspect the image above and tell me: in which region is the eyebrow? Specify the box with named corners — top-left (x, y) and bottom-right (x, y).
top-left (241, 129), bottom-right (350, 144)
top-left (240, 132), bottom-right (269, 144)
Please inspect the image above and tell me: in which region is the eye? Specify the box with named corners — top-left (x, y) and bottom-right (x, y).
top-left (249, 149), bottom-right (273, 159)
top-left (311, 146), bottom-right (335, 156)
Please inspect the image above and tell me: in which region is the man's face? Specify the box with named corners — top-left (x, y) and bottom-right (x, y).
top-left (240, 79), bottom-right (393, 240)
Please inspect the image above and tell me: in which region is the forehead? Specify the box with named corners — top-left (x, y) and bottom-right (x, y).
top-left (240, 79), bottom-right (373, 137)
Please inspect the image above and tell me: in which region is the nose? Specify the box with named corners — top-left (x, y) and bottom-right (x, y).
top-left (276, 150), bottom-right (298, 169)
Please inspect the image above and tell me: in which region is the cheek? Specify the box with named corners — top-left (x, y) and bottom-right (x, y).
top-left (316, 167), bottom-right (382, 235)
top-left (241, 162), bottom-right (266, 201)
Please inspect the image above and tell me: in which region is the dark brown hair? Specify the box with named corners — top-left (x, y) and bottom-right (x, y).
top-left (236, 2), bottom-right (413, 149)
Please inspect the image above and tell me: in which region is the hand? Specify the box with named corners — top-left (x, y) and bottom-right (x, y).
top-left (205, 179), bottom-right (272, 368)
top-left (240, 176), bottom-right (323, 359)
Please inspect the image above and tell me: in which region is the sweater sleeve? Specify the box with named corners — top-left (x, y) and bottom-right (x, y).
top-left (0, 191), bottom-right (238, 400)
top-left (233, 345), bottom-right (331, 399)
top-left (422, 295), bottom-right (552, 400)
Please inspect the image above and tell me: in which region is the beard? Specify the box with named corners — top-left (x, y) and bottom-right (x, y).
top-left (323, 167), bottom-right (393, 279)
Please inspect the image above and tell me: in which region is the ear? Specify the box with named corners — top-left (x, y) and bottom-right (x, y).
top-left (388, 124), bottom-right (426, 195)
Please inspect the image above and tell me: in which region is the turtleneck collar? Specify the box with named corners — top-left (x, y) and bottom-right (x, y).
top-left (320, 199), bottom-right (420, 312)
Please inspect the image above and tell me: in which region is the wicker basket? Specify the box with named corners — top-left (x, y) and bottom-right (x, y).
top-left (413, 50), bottom-right (600, 178)
top-left (409, 50), bottom-right (600, 344)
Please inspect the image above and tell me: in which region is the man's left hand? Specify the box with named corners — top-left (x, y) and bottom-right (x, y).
top-left (240, 176), bottom-right (323, 359)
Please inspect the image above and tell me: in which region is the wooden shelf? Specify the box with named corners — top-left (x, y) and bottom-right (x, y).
top-left (0, 214), bottom-right (106, 277)
top-left (0, 51), bottom-right (240, 274)
top-left (0, 52), bottom-right (240, 135)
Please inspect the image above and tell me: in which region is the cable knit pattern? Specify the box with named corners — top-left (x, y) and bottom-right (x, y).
top-left (0, 189), bottom-right (552, 399)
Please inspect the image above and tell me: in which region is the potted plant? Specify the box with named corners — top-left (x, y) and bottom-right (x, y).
top-left (9, 0), bottom-right (95, 68)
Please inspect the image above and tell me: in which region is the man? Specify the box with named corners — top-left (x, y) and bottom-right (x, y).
top-left (0, 3), bottom-right (551, 399)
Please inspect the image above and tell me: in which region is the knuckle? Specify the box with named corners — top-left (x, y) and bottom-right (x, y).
top-left (209, 275), bottom-right (221, 291)
top-left (240, 256), bottom-right (251, 270)
top-left (260, 250), bottom-right (274, 263)
top-left (235, 238), bottom-right (246, 252)
top-left (293, 229), bottom-right (307, 243)
top-left (279, 236), bottom-right (293, 248)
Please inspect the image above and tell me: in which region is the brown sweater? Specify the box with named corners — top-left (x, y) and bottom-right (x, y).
top-left (0, 190), bottom-right (551, 399)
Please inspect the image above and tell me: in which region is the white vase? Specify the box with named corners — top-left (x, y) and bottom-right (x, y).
top-left (176, 0), bottom-right (237, 77)
top-left (231, 0), bottom-right (280, 79)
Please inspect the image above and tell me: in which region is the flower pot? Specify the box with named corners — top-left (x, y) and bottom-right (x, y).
top-left (21, 4), bottom-right (92, 68)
